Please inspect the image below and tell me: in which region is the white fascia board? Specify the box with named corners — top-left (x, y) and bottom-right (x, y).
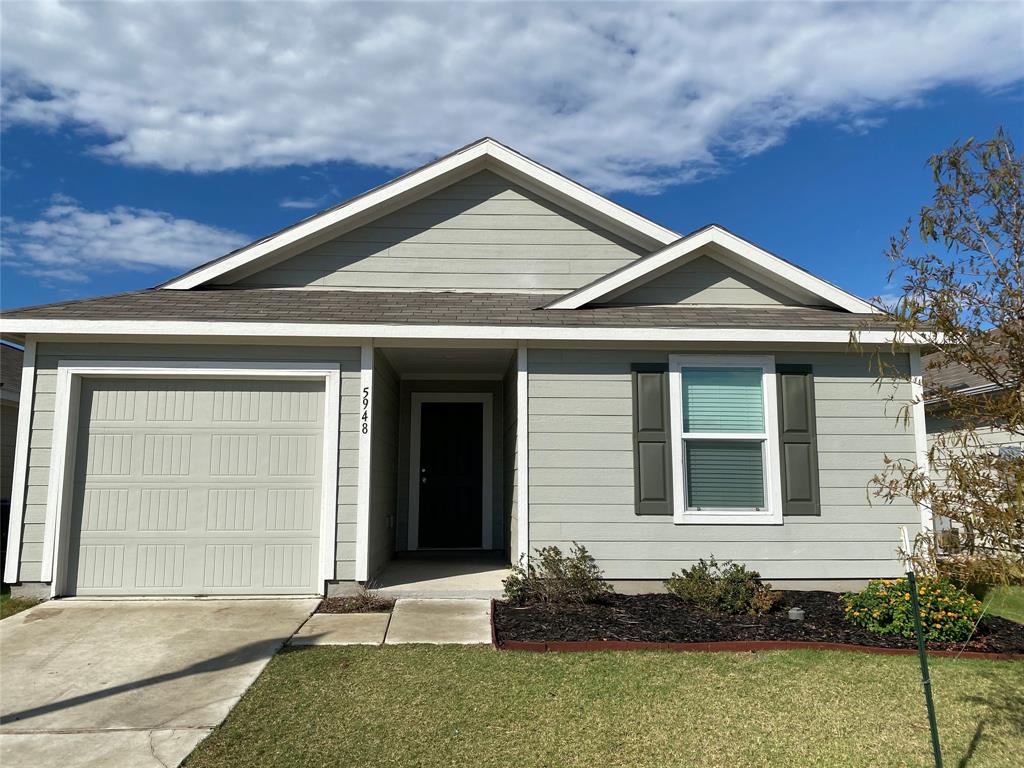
top-left (0, 318), bottom-right (929, 345)
top-left (546, 225), bottom-right (880, 314)
top-left (160, 138), bottom-right (677, 290)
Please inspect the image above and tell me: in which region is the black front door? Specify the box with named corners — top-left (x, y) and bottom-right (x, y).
top-left (417, 402), bottom-right (484, 548)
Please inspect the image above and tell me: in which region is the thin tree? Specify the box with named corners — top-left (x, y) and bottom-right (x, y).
top-left (860, 128), bottom-right (1023, 585)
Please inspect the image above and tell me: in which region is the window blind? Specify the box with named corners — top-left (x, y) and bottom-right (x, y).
top-left (682, 368), bottom-right (764, 433)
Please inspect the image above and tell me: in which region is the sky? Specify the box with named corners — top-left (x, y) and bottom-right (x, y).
top-left (1, 1), bottom-right (1022, 311)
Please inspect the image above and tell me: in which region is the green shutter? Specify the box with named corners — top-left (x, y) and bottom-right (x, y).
top-left (777, 364), bottom-right (821, 516)
top-left (632, 364), bottom-right (672, 516)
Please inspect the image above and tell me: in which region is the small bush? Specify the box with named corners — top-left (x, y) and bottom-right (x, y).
top-left (665, 557), bottom-right (780, 615)
top-left (503, 543), bottom-right (612, 605)
top-left (841, 577), bottom-right (981, 642)
top-left (318, 584), bottom-right (394, 614)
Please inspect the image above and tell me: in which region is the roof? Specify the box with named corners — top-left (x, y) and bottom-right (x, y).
top-left (922, 352), bottom-right (992, 394)
top-left (0, 342), bottom-right (23, 402)
top-left (159, 137), bottom-right (679, 290)
top-left (3, 288), bottom-right (892, 331)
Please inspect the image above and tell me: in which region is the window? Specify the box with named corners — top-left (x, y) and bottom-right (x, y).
top-left (668, 355), bottom-right (783, 524)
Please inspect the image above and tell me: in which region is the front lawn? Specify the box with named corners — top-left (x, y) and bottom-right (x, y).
top-left (0, 586), bottom-right (39, 619)
top-left (185, 646), bottom-right (1023, 768)
top-left (985, 586), bottom-right (1024, 625)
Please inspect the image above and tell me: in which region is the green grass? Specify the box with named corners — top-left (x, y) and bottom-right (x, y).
top-left (984, 586), bottom-right (1024, 624)
top-left (185, 646), bottom-right (1023, 768)
top-left (0, 585), bottom-right (39, 619)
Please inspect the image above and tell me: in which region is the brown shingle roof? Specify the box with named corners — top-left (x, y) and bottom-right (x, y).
top-left (2, 289), bottom-right (894, 331)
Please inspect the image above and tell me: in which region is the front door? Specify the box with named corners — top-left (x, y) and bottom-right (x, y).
top-left (413, 399), bottom-right (487, 548)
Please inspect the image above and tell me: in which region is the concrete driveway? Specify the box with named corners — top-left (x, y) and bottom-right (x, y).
top-left (0, 598), bottom-right (317, 768)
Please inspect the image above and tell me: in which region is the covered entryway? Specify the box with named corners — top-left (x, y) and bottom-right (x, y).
top-left (361, 346), bottom-right (519, 591)
top-left (64, 377), bottom-right (327, 596)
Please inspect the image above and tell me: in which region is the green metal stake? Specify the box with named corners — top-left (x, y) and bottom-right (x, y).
top-left (902, 526), bottom-right (943, 768)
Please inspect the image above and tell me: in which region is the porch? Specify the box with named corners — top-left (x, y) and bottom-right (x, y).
top-left (359, 346), bottom-right (522, 595)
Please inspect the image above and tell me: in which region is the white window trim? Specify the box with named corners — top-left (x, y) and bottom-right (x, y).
top-left (407, 392), bottom-right (494, 551)
top-left (668, 354), bottom-right (783, 525)
top-left (40, 360), bottom-right (341, 596)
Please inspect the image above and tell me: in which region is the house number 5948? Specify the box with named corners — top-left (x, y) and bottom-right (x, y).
top-left (361, 387), bottom-right (370, 434)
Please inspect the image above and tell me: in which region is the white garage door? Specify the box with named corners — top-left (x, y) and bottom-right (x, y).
top-left (66, 378), bottom-right (325, 596)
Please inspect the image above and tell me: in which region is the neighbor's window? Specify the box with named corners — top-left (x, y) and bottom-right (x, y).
top-left (669, 356), bottom-right (782, 524)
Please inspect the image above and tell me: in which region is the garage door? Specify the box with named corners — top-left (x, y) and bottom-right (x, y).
top-left (65, 378), bottom-right (325, 595)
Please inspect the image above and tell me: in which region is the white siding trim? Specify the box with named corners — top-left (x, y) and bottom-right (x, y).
top-left (355, 344), bottom-right (373, 581)
top-left (3, 340), bottom-right (36, 584)
top-left (546, 225), bottom-right (880, 314)
top-left (909, 348), bottom-right (933, 533)
top-left (158, 138), bottom-right (677, 290)
top-left (667, 354), bottom-right (784, 526)
top-left (407, 392), bottom-right (494, 550)
top-left (516, 345), bottom-right (530, 563)
top-left (1, 318), bottom-right (926, 345)
top-left (39, 360), bottom-right (342, 595)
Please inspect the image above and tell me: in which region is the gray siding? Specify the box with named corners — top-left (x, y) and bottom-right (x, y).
top-left (367, 351), bottom-right (399, 579)
top-left (926, 413), bottom-right (1022, 495)
top-left (503, 355), bottom-right (518, 559)
top-left (528, 348), bottom-right (920, 580)
top-left (607, 254), bottom-right (796, 306)
top-left (230, 171), bottom-right (648, 292)
top-left (15, 342), bottom-right (361, 584)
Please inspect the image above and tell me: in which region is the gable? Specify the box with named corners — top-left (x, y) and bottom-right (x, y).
top-left (225, 171), bottom-right (649, 292)
top-left (547, 224), bottom-right (879, 314)
top-left (164, 138), bottom-right (677, 290)
top-left (603, 253), bottom-right (797, 306)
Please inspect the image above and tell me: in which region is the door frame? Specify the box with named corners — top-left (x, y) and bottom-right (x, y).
top-left (407, 392), bottom-right (493, 550)
top-left (41, 360), bottom-right (342, 597)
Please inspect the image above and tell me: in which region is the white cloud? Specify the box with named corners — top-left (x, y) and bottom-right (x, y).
top-left (1, 2), bottom-right (1021, 192)
top-left (2, 198), bottom-right (247, 283)
top-left (279, 197), bottom-right (328, 210)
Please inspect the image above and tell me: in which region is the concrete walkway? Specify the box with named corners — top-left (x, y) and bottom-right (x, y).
top-left (0, 598), bottom-right (317, 768)
top-left (289, 598), bottom-right (492, 646)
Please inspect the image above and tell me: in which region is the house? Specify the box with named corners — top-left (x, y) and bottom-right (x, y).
top-left (923, 351), bottom-right (1023, 550)
top-left (1, 342), bottom-right (23, 570)
top-left (924, 351), bottom-right (1021, 457)
top-left (1, 138), bottom-right (930, 600)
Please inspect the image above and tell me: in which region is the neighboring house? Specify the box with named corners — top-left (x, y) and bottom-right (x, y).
top-left (924, 351), bottom-right (1022, 456)
top-left (923, 352), bottom-right (1023, 543)
top-left (1, 138), bottom-right (930, 599)
top-left (1, 342), bottom-right (23, 570)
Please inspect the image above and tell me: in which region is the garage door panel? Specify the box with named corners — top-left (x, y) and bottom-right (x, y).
top-left (68, 379), bottom-right (324, 596)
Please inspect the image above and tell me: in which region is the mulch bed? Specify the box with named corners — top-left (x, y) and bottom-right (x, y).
top-left (317, 595), bottom-right (395, 614)
top-left (493, 591), bottom-right (1024, 657)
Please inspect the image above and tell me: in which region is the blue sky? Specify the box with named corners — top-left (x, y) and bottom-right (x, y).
top-left (2, 2), bottom-right (1022, 310)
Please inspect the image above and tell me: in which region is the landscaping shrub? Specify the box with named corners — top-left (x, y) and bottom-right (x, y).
top-left (503, 543), bottom-right (612, 605)
top-left (665, 557), bottom-right (780, 615)
top-left (841, 577), bottom-right (982, 642)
